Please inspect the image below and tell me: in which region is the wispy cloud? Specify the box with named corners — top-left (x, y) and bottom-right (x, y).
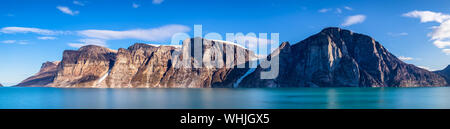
top-left (336, 8), bottom-right (342, 14)
top-left (403, 10), bottom-right (450, 23)
top-left (56, 6), bottom-right (79, 16)
top-left (132, 3), bottom-right (140, 8)
top-left (73, 1), bottom-right (85, 6)
top-left (388, 32), bottom-right (408, 37)
top-left (418, 66), bottom-right (435, 71)
top-left (344, 6), bottom-right (353, 11)
top-left (398, 56), bottom-right (414, 61)
top-left (342, 15), bottom-right (366, 27)
top-left (0, 27), bottom-right (66, 35)
top-left (1, 40), bottom-right (16, 44)
top-left (68, 39), bottom-right (107, 48)
top-left (443, 49), bottom-right (450, 55)
top-left (404, 10), bottom-right (450, 55)
top-left (37, 36), bottom-right (57, 40)
top-left (318, 8), bottom-right (332, 13)
top-left (152, 0), bottom-right (164, 4)
top-left (77, 24), bottom-right (190, 41)
top-left (1, 40), bottom-right (28, 45)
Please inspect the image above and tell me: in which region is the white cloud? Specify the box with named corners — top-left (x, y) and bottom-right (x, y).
top-left (433, 40), bottom-right (450, 48)
top-left (68, 39), bottom-right (107, 48)
top-left (1, 40), bottom-right (16, 44)
top-left (404, 10), bottom-right (450, 55)
top-left (398, 56), bottom-right (414, 61)
top-left (132, 3), bottom-right (140, 8)
top-left (56, 6), bottom-right (79, 16)
top-left (37, 36), bottom-right (57, 40)
top-left (403, 10), bottom-right (450, 23)
top-left (153, 0), bottom-right (164, 4)
top-left (418, 66), bottom-right (435, 71)
top-left (443, 49), bottom-right (450, 55)
top-left (73, 1), bottom-right (85, 6)
top-left (344, 6), bottom-right (353, 11)
top-left (0, 27), bottom-right (64, 35)
top-left (77, 24), bottom-right (190, 41)
top-left (341, 15), bottom-right (366, 27)
top-left (319, 8), bottom-right (331, 13)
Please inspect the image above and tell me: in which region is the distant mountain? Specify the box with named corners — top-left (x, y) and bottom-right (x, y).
top-left (17, 27), bottom-right (449, 88)
top-left (16, 61), bottom-right (60, 87)
top-left (238, 27), bottom-right (448, 87)
top-left (0, 83), bottom-right (3, 87)
top-left (435, 65), bottom-right (450, 84)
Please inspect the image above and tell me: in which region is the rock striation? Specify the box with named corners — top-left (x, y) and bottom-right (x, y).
top-left (238, 27), bottom-right (448, 87)
top-left (18, 38), bottom-right (256, 88)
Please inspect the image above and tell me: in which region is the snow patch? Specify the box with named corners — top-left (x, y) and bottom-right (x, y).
top-left (233, 59), bottom-right (261, 88)
top-left (97, 70), bottom-right (111, 84)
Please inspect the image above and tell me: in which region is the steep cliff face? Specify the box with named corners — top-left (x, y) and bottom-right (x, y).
top-left (102, 38), bottom-right (256, 88)
top-left (239, 27), bottom-right (448, 87)
top-left (435, 65), bottom-right (450, 84)
top-left (16, 61), bottom-right (60, 87)
top-left (0, 83), bottom-right (3, 87)
top-left (52, 45), bottom-right (117, 87)
top-left (19, 38), bottom-right (256, 88)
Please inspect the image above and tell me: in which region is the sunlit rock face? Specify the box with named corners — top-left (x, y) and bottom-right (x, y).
top-left (16, 61), bottom-right (60, 87)
top-left (51, 45), bottom-right (117, 88)
top-left (239, 27), bottom-right (448, 87)
top-left (17, 38), bottom-right (256, 88)
top-left (435, 65), bottom-right (450, 84)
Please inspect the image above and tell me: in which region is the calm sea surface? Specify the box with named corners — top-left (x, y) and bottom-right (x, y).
top-left (1, 87), bottom-right (450, 109)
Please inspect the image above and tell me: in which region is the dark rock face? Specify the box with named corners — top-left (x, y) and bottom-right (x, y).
top-left (239, 27), bottom-right (448, 87)
top-left (0, 83), bottom-right (3, 87)
top-left (435, 65), bottom-right (450, 84)
top-left (16, 61), bottom-right (60, 87)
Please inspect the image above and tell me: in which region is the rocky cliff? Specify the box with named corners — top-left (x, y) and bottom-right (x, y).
top-left (0, 83), bottom-right (3, 87)
top-left (16, 61), bottom-right (60, 87)
top-left (435, 65), bottom-right (450, 84)
top-left (238, 27), bottom-right (448, 87)
top-left (17, 27), bottom-right (449, 88)
top-left (18, 38), bottom-right (256, 88)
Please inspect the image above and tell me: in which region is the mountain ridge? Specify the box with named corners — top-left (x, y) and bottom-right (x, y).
top-left (16, 27), bottom-right (449, 88)
top-left (239, 27), bottom-right (448, 87)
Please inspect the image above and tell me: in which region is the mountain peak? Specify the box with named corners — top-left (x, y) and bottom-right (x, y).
top-left (320, 27), bottom-right (354, 36)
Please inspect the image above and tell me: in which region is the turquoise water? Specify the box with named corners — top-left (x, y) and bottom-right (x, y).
top-left (0, 87), bottom-right (450, 109)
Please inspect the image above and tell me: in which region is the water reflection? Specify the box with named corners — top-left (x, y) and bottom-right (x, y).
top-left (0, 87), bottom-right (450, 109)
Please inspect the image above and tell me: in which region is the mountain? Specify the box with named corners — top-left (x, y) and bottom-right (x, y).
top-left (17, 61), bottom-right (60, 87)
top-left (17, 27), bottom-right (449, 88)
top-left (17, 38), bottom-right (256, 88)
top-left (435, 65), bottom-right (450, 84)
top-left (0, 83), bottom-right (3, 87)
top-left (238, 27), bottom-right (448, 87)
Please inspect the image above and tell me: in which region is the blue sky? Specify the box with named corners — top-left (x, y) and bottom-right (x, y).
top-left (1, 0), bottom-right (450, 86)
